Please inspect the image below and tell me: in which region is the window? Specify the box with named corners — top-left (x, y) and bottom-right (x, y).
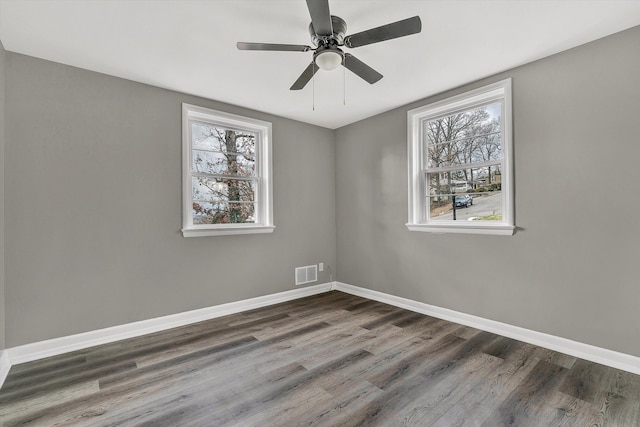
top-left (182, 104), bottom-right (274, 237)
top-left (407, 79), bottom-right (514, 235)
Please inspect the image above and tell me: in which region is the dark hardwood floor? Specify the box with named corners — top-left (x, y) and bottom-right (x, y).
top-left (1, 291), bottom-right (639, 426)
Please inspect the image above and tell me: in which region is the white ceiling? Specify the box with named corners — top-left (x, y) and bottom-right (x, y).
top-left (1, 0), bottom-right (640, 129)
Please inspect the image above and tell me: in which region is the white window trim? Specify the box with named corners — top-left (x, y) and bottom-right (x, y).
top-left (406, 79), bottom-right (515, 236)
top-left (182, 103), bottom-right (274, 237)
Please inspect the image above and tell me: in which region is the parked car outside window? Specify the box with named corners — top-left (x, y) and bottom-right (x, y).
top-left (455, 194), bottom-right (473, 208)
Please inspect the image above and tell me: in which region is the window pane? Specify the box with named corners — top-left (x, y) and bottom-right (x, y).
top-left (191, 122), bottom-right (256, 157)
top-left (427, 165), bottom-right (502, 195)
top-left (192, 150), bottom-right (255, 177)
top-left (424, 102), bottom-right (502, 168)
top-left (426, 165), bottom-right (503, 221)
top-left (427, 191), bottom-right (502, 221)
top-left (192, 174), bottom-right (256, 224)
top-left (192, 176), bottom-right (257, 223)
top-left (192, 201), bottom-right (256, 225)
top-left (192, 176), bottom-right (256, 204)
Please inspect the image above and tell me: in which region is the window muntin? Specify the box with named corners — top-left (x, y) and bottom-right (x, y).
top-left (182, 104), bottom-right (274, 237)
top-left (407, 79), bottom-right (514, 235)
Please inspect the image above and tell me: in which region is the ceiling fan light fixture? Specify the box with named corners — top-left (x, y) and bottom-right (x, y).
top-left (314, 49), bottom-right (343, 71)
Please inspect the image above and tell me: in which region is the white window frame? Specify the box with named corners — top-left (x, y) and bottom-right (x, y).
top-left (182, 103), bottom-right (274, 237)
top-left (406, 79), bottom-right (514, 235)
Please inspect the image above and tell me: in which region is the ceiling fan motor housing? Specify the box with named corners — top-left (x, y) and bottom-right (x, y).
top-left (309, 15), bottom-right (347, 47)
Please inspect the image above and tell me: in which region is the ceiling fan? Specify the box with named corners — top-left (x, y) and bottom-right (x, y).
top-left (237, 0), bottom-right (422, 90)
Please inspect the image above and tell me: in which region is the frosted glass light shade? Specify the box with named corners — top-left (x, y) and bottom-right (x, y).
top-left (315, 50), bottom-right (343, 70)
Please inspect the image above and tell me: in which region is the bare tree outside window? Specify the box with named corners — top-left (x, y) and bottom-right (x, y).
top-left (407, 79), bottom-right (514, 235)
top-left (182, 104), bottom-right (273, 237)
top-left (424, 102), bottom-right (503, 221)
top-left (191, 123), bottom-right (257, 224)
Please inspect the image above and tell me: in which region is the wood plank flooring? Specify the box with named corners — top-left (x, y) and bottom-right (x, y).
top-left (1, 291), bottom-right (639, 426)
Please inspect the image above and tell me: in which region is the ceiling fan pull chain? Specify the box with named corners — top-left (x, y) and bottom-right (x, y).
top-left (343, 56), bottom-right (346, 106)
top-left (313, 62), bottom-right (316, 111)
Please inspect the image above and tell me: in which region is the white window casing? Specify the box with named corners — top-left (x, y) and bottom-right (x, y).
top-left (406, 79), bottom-right (515, 235)
top-left (182, 104), bottom-right (274, 237)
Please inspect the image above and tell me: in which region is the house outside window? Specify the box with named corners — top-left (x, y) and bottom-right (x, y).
top-left (182, 104), bottom-right (274, 237)
top-left (406, 79), bottom-right (514, 235)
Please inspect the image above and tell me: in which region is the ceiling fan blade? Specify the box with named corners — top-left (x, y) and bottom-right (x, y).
top-left (343, 53), bottom-right (383, 84)
top-left (290, 62), bottom-right (319, 90)
top-left (344, 16), bottom-right (422, 48)
top-left (306, 0), bottom-right (333, 36)
top-left (237, 42), bottom-right (311, 52)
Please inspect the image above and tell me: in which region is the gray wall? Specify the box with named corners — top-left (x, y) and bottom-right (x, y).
top-left (4, 53), bottom-right (336, 347)
top-left (0, 40), bottom-right (6, 350)
top-left (335, 25), bottom-right (640, 357)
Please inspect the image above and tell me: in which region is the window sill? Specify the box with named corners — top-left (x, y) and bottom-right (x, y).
top-left (406, 223), bottom-right (515, 236)
top-left (182, 225), bottom-right (276, 237)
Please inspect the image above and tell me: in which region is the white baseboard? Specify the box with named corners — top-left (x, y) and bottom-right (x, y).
top-left (2, 280), bottom-right (638, 392)
top-left (0, 350), bottom-right (10, 388)
top-left (333, 282), bottom-right (640, 375)
top-left (5, 282), bottom-right (334, 368)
